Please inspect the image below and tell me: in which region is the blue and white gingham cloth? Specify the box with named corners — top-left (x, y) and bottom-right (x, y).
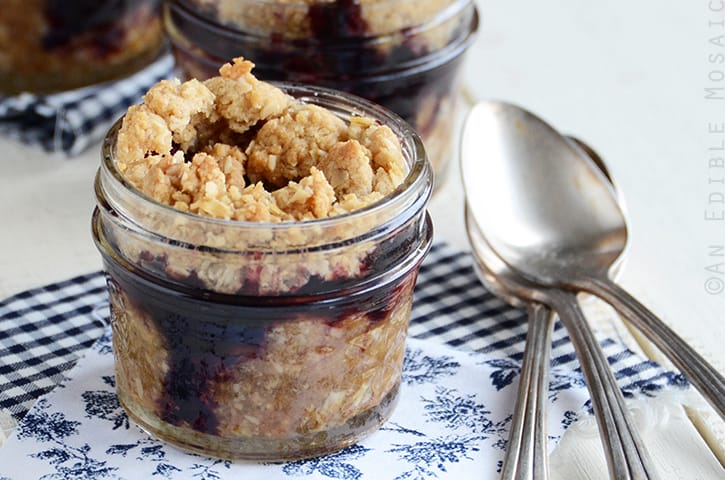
top-left (0, 55), bottom-right (173, 156)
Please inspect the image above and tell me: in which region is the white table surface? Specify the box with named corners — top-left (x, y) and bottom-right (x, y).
top-left (1, 0), bottom-right (724, 478)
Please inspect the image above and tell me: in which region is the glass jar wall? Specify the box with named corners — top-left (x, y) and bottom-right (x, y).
top-left (92, 84), bottom-right (433, 460)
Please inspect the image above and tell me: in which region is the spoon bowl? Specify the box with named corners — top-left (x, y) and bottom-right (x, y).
top-left (462, 100), bottom-right (626, 284)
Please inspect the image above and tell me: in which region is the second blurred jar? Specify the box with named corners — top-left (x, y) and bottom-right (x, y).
top-left (0, 0), bottom-right (164, 95)
top-left (163, 0), bottom-right (479, 188)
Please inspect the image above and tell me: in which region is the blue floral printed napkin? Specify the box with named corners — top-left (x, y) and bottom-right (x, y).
top-left (0, 55), bottom-right (173, 156)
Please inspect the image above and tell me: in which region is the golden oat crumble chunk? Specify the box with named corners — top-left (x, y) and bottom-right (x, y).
top-left (318, 140), bottom-right (374, 197)
top-left (348, 116), bottom-right (407, 193)
top-left (116, 106), bottom-right (172, 172)
top-left (116, 57), bottom-right (407, 222)
top-left (273, 167), bottom-right (336, 220)
top-left (229, 182), bottom-right (287, 222)
top-left (143, 78), bottom-right (216, 151)
top-left (246, 104), bottom-right (347, 189)
top-left (204, 59), bottom-right (291, 134)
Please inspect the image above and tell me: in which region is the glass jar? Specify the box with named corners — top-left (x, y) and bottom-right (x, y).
top-left (0, 0), bottom-right (165, 95)
top-left (163, 0), bottom-right (478, 189)
top-left (92, 84), bottom-right (433, 461)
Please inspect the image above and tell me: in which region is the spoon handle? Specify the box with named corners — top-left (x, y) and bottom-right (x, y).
top-left (500, 303), bottom-right (553, 480)
top-left (546, 289), bottom-right (660, 480)
top-left (531, 305), bottom-right (553, 479)
top-left (578, 276), bottom-right (725, 419)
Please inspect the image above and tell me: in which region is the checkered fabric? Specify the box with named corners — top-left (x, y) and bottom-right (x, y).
top-left (0, 243), bottom-right (686, 422)
top-left (0, 55), bottom-right (173, 156)
top-left (0, 274), bottom-right (108, 419)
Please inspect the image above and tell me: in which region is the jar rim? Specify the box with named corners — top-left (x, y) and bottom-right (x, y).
top-left (99, 82), bottom-right (432, 239)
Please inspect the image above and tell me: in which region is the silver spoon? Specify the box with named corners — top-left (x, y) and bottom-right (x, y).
top-left (467, 135), bottom-right (621, 480)
top-left (461, 100), bottom-right (725, 420)
top-left (461, 108), bottom-right (660, 479)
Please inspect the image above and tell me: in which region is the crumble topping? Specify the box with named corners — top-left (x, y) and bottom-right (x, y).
top-left (116, 57), bottom-right (407, 223)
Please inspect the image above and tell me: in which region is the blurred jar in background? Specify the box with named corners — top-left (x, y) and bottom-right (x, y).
top-left (163, 0), bottom-right (479, 188)
top-left (0, 0), bottom-right (165, 95)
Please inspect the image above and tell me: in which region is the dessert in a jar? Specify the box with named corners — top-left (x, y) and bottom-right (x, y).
top-left (92, 58), bottom-right (433, 460)
top-left (0, 0), bottom-right (164, 95)
top-left (163, 0), bottom-right (478, 189)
